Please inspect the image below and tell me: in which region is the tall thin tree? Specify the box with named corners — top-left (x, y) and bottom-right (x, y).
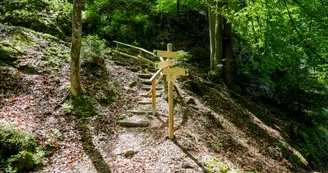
top-left (70, 0), bottom-right (83, 97)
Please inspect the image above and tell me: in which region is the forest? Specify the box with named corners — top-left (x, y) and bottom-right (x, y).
top-left (0, 0), bottom-right (327, 172)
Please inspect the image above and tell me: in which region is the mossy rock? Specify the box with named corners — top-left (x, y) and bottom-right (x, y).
top-left (0, 0), bottom-right (72, 38)
top-left (129, 81), bottom-right (137, 88)
top-left (0, 41), bottom-right (26, 66)
top-left (96, 86), bottom-right (119, 105)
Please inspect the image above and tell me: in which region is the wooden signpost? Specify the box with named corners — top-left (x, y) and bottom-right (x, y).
top-left (153, 50), bottom-right (179, 58)
top-left (154, 44), bottom-right (188, 140)
top-left (155, 59), bottom-right (177, 69)
top-left (163, 68), bottom-right (188, 76)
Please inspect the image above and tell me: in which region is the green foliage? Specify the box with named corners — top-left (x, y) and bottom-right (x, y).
top-left (0, 0), bottom-right (72, 38)
top-left (97, 85), bottom-right (119, 105)
top-left (152, 0), bottom-right (201, 16)
top-left (84, 0), bottom-right (154, 44)
top-left (81, 35), bottom-right (108, 60)
top-left (62, 101), bottom-right (74, 114)
top-left (72, 93), bottom-right (96, 117)
top-left (204, 157), bottom-right (229, 173)
top-left (0, 122), bottom-right (44, 173)
top-left (291, 124), bottom-right (328, 169)
top-left (0, 41), bottom-right (27, 66)
top-left (221, 0), bottom-right (328, 126)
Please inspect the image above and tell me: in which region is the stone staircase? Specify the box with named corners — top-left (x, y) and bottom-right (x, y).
top-left (117, 72), bottom-right (164, 127)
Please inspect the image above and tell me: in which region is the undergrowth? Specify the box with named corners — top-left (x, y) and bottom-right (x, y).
top-left (0, 122), bottom-right (45, 173)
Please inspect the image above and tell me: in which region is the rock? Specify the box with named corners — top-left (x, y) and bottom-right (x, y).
top-left (182, 163), bottom-right (194, 169)
top-left (120, 150), bottom-right (139, 158)
top-left (129, 81), bottom-right (137, 88)
top-left (190, 105), bottom-right (199, 110)
top-left (51, 128), bottom-right (63, 141)
top-left (18, 62), bottom-right (38, 74)
top-left (186, 97), bottom-right (196, 105)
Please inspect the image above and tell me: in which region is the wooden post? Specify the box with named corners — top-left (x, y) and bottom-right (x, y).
top-left (167, 43), bottom-right (174, 140)
top-left (139, 50), bottom-right (143, 70)
top-left (151, 79), bottom-right (157, 115)
top-left (163, 73), bottom-right (168, 90)
top-left (116, 43), bottom-right (120, 58)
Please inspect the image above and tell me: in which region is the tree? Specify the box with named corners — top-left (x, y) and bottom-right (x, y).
top-left (208, 0), bottom-right (233, 86)
top-left (223, 19), bottom-right (233, 88)
top-left (70, 0), bottom-right (83, 97)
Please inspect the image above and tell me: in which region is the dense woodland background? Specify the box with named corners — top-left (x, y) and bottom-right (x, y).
top-left (0, 0), bottom-right (328, 172)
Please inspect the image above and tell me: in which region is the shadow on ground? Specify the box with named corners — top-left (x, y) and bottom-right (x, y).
top-left (76, 119), bottom-right (112, 173)
top-left (173, 140), bottom-right (209, 173)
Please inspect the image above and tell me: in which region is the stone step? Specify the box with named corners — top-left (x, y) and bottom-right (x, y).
top-left (138, 100), bottom-right (152, 105)
top-left (117, 120), bottom-right (150, 127)
top-left (139, 93), bottom-right (161, 97)
top-left (140, 79), bottom-right (152, 85)
top-left (137, 73), bottom-right (152, 79)
top-left (141, 86), bottom-right (164, 91)
top-left (127, 110), bottom-right (153, 115)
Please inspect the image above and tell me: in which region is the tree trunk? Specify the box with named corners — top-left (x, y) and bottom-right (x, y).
top-left (213, 1), bottom-right (223, 82)
top-left (223, 20), bottom-right (234, 88)
top-left (208, 0), bottom-right (215, 71)
top-left (70, 0), bottom-right (83, 97)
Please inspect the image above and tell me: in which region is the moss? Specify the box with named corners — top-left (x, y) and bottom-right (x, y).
top-left (12, 31), bottom-right (39, 46)
top-left (72, 93), bottom-right (96, 117)
top-left (0, 122), bottom-right (45, 173)
top-left (0, 0), bottom-right (72, 38)
top-left (97, 85), bottom-right (119, 105)
top-left (204, 157), bottom-right (230, 173)
top-left (0, 41), bottom-right (26, 66)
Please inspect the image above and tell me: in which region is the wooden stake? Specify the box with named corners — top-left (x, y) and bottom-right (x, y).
top-left (163, 74), bottom-right (168, 89)
top-left (139, 50), bottom-right (142, 70)
top-left (168, 81), bottom-right (174, 139)
top-left (167, 43), bottom-right (174, 140)
top-left (151, 79), bottom-right (157, 115)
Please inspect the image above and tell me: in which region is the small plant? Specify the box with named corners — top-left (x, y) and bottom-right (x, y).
top-left (61, 101), bottom-right (73, 114)
top-left (81, 35), bottom-right (107, 61)
top-left (119, 114), bottom-right (127, 120)
top-left (0, 121), bottom-right (45, 173)
top-left (204, 157), bottom-right (230, 173)
top-left (72, 93), bottom-right (96, 117)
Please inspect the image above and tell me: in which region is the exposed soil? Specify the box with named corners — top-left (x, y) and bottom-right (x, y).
top-left (0, 24), bottom-right (311, 173)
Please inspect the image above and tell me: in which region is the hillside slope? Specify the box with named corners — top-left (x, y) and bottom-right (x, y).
top-left (0, 24), bottom-right (319, 173)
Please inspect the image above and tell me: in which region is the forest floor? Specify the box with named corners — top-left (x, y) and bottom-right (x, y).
top-left (0, 25), bottom-right (311, 173)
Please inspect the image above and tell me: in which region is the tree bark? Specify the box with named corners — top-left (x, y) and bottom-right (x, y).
top-left (224, 20), bottom-right (234, 88)
top-left (213, 1), bottom-right (223, 82)
top-left (208, 0), bottom-right (215, 71)
top-left (70, 0), bottom-right (83, 97)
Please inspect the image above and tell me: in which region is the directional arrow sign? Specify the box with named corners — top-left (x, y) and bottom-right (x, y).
top-left (163, 68), bottom-right (188, 76)
top-left (153, 50), bottom-right (179, 58)
top-left (155, 59), bottom-right (177, 69)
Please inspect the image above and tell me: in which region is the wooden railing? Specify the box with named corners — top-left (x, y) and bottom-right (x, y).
top-left (113, 41), bottom-right (166, 114)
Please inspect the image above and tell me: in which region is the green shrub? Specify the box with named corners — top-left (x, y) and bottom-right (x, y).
top-left (0, 122), bottom-right (44, 173)
top-left (81, 35), bottom-right (108, 60)
top-left (0, 0), bottom-right (72, 38)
